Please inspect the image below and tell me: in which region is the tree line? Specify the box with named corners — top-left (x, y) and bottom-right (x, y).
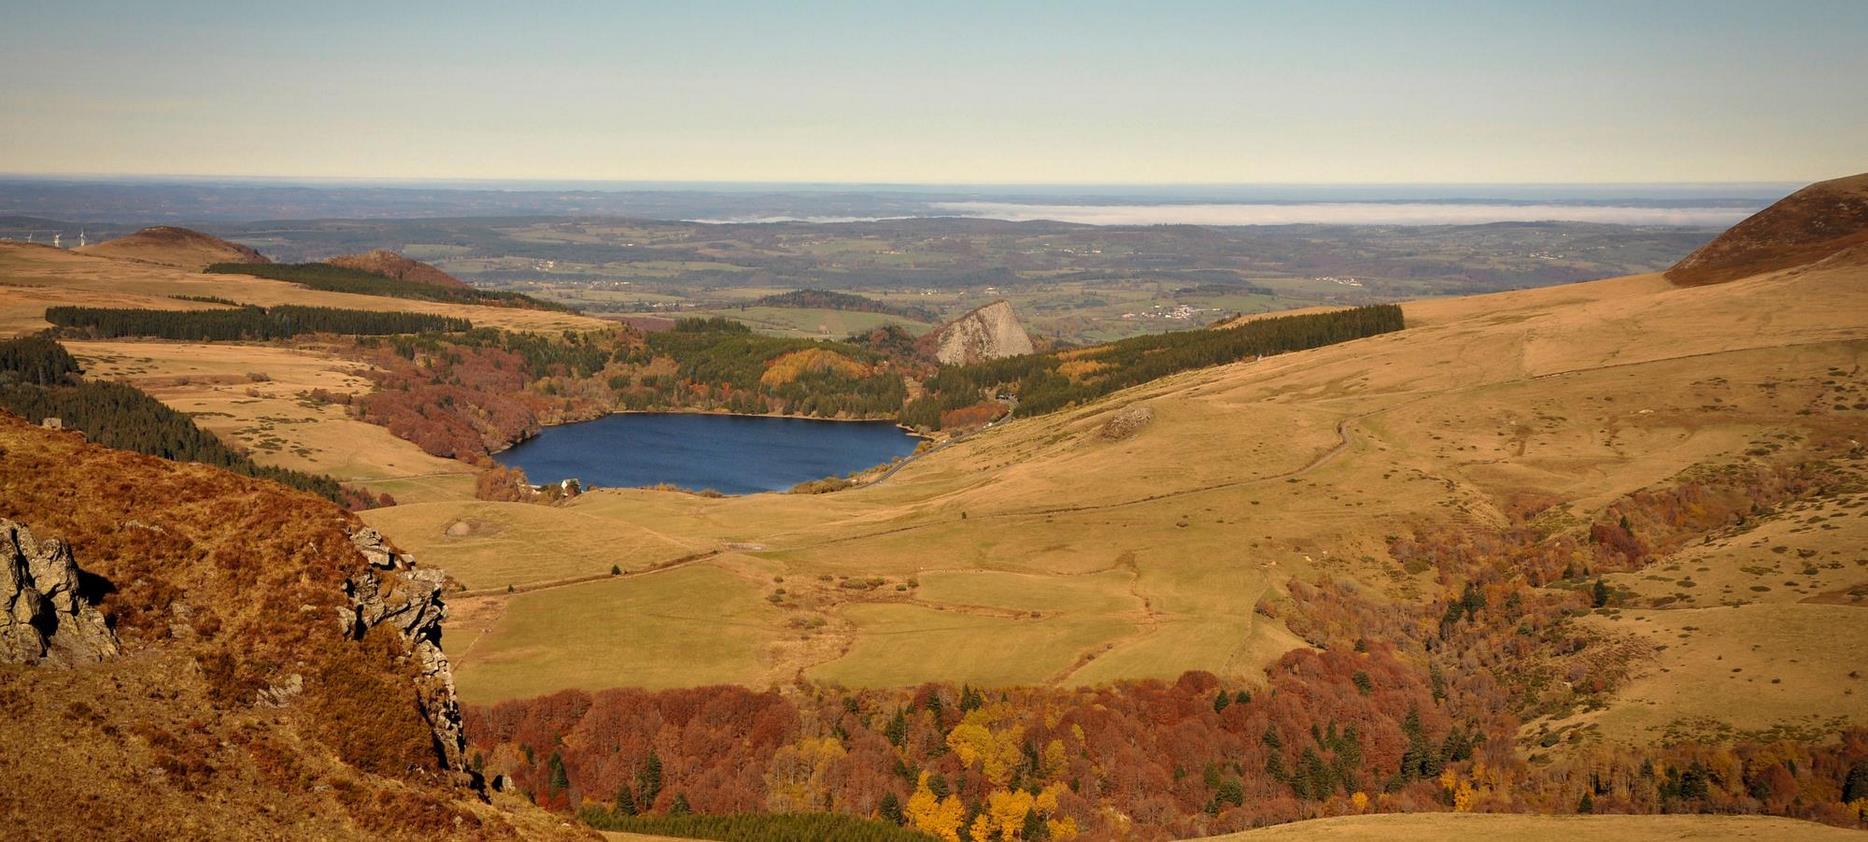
top-left (577, 811), bottom-right (937, 842)
top-left (751, 289), bottom-right (938, 323)
top-left (45, 304), bottom-right (471, 341)
top-left (0, 334), bottom-right (385, 509)
top-left (204, 262), bottom-right (575, 311)
top-left (904, 305), bottom-right (1405, 428)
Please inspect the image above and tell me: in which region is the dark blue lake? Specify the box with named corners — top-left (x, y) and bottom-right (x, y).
top-left (493, 413), bottom-right (922, 495)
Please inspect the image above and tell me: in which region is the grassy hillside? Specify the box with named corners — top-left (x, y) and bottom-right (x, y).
top-left (0, 242), bottom-right (609, 334)
top-left (207, 261), bottom-right (573, 311)
top-left (1209, 813), bottom-right (1865, 840)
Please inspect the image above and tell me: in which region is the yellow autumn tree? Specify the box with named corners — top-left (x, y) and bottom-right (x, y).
top-left (906, 771), bottom-right (967, 842)
top-left (946, 706), bottom-right (1025, 787)
top-left (1040, 738), bottom-right (1069, 779)
top-left (763, 736), bottom-right (846, 813)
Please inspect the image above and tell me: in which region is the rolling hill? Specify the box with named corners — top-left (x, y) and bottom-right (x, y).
top-left (1666, 172), bottom-right (1868, 286)
top-left (326, 248), bottom-right (471, 289)
top-left (75, 225), bottom-right (271, 271)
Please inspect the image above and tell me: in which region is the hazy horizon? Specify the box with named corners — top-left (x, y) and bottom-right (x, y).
top-left (4, 1), bottom-right (1863, 184)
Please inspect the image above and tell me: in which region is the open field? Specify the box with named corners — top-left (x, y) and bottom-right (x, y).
top-left (64, 338), bottom-right (477, 502)
top-left (0, 243), bottom-right (612, 334)
top-left (372, 261), bottom-right (1868, 709)
top-left (1208, 812), bottom-right (1867, 840)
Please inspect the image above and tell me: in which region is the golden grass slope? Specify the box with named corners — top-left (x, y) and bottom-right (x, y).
top-left (74, 225), bottom-right (270, 271)
top-left (372, 258), bottom-right (1868, 706)
top-left (0, 241), bottom-right (612, 334)
top-left (67, 339), bottom-right (476, 502)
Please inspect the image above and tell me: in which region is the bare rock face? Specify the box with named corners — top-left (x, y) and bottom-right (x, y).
top-left (0, 519), bottom-right (119, 666)
top-left (931, 300), bottom-right (1035, 365)
top-left (340, 526), bottom-right (472, 784)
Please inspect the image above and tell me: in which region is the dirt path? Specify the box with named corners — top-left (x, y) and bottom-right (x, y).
top-left (454, 548), bottom-right (723, 598)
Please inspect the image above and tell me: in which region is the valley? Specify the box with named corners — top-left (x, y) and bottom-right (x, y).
top-left (3, 175), bottom-right (1865, 840)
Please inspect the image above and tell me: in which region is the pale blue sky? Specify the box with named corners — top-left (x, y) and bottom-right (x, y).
top-left (1, 1), bottom-right (1862, 183)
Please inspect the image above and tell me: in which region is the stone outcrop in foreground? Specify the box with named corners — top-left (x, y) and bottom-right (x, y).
top-left (342, 525), bottom-right (471, 783)
top-left (0, 518), bottom-right (119, 666)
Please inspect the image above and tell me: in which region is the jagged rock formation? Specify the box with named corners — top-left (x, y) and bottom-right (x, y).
top-left (1667, 172), bottom-right (1868, 286)
top-left (75, 225), bottom-right (270, 271)
top-left (341, 526), bottom-right (470, 783)
top-left (0, 414), bottom-right (588, 837)
top-left (0, 518), bottom-right (118, 665)
top-left (326, 249), bottom-right (470, 288)
top-left (928, 299), bottom-right (1035, 365)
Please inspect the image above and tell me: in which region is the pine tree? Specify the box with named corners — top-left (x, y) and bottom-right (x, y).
top-left (878, 790), bottom-right (904, 825)
top-left (638, 750), bottom-right (664, 809)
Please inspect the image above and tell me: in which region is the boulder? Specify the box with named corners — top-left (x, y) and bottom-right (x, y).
top-left (1099, 404), bottom-right (1155, 441)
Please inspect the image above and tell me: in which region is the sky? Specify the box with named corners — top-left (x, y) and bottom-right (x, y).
top-left (1, 1), bottom-right (1863, 185)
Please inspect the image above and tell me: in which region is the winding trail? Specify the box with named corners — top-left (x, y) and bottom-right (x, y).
top-left (454, 548), bottom-right (723, 598)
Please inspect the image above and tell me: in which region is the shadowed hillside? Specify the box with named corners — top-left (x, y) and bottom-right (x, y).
top-left (1667, 172), bottom-right (1868, 286)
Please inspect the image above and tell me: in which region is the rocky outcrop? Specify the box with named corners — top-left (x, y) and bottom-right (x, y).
top-left (1099, 404), bottom-right (1155, 441)
top-left (0, 519), bottom-right (118, 666)
top-left (340, 526), bottom-right (472, 784)
top-left (325, 249), bottom-right (470, 289)
top-left (929, 300), bottom-right (1035, 365)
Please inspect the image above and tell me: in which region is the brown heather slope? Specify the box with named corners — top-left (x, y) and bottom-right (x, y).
top-left (75, 225), bottom-right (271, 271)
top-left (1666, 172), bottom-right (1868, 286)
top-left (327, 249), bottom-right (471, 288)
top-left (0, 414), bottom-right (587, 840)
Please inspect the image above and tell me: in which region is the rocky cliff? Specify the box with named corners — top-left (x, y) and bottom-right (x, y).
top-left (344, 526), bottom-right (471, 781)
top-left (928, 299), bottom-right (1035, 365)
top-left (0, 414), bottom-right (580, 838)
top-left (0, 519), bottom-right (118, 666)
